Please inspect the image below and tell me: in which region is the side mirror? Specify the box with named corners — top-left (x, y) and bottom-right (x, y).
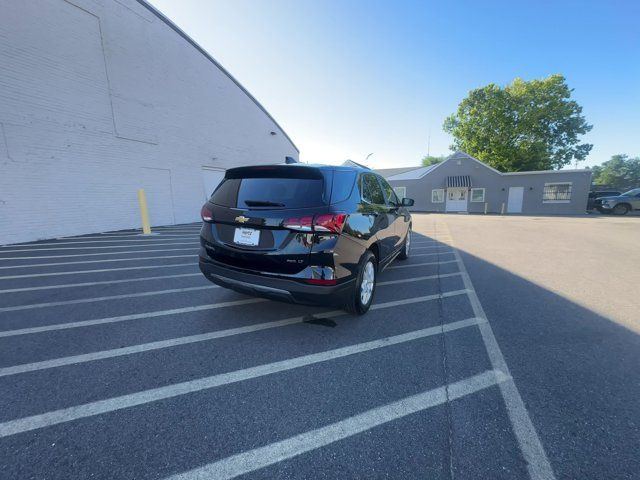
top-left (401, 197), bottom-right (414, 207)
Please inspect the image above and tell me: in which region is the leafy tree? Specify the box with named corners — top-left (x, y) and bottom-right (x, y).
top-left (591, 154), bottom-right (640, 190)
top-left (421, 155), bottom-right (446, 166)
top-left (443, 75), bottom-right (593, 171)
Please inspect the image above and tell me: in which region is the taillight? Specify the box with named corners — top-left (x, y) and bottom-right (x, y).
top-left (282, 216), bottom-right (313, 231)
top-left (313, 213), bottom-right (347, 233)
top-left (282, 214), bottom-right (347, 233)
top-left (201, 204), bottom-right (214, 222)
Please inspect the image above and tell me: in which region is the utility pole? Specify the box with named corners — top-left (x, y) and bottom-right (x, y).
top-left (427, 129), bottom-right (431, 158)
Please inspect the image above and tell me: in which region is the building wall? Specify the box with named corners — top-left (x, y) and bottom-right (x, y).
top-left (0, 0), bottom-right (298, 244)
top-left (387, 155), bottom-right (592, 215)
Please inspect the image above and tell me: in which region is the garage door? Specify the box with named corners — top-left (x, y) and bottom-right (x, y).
top-left (202, 167), bottom-right (225, 201)
top-left (140, 167), bottom-right (175, 226)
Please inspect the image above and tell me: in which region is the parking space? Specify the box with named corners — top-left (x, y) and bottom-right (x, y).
top-left (2, 215), bottom-right (637, 479)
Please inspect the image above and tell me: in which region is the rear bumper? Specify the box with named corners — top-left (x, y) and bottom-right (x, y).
top-left (198, 256), bottom-right (355, 307)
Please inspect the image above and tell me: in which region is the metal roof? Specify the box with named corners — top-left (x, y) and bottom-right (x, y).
top-left (375, 166), bottom-right (421, 179)
top-left (385, 164), bottom-right (440, 180)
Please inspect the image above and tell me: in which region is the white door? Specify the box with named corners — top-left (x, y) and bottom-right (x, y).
top-left (202, 167), bottom-right (225, 201)
top-left (507, 186), bottom-right (524, 213)
top-left (446, 187), bottom-right (468, 212)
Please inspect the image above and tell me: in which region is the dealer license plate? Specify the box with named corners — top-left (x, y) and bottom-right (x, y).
top-left (233, 227), bottom-right (260, 246)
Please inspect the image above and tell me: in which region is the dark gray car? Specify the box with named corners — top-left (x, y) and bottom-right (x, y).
top-left (597, 188), bottom-right (640, 215)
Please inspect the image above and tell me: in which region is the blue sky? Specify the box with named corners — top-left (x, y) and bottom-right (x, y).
top-left (149, 0), bottom-right (639, 169)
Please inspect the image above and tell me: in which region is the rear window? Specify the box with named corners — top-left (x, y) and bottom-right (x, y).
top-left (211, 168), bottom-right (326, 209)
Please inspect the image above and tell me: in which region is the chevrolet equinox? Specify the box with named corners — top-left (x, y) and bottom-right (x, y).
top-left (198, 163), bottom-right (414, 314)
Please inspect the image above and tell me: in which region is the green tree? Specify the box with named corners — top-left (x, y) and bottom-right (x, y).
top-left (443, 74), bottom-right (593, 171)
top-left (421, 155), bottom-right (446, 166)
top-left (591, 154), bottom-right (640, 190)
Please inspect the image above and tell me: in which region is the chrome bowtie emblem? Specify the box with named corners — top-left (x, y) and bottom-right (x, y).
top-left (235, 215), bottom-right (250, 224)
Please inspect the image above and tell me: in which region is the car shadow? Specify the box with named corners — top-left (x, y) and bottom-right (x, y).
top-left (403, 231), bottom-right (640, 479)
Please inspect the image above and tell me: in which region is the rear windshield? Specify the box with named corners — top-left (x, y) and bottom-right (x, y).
top-left (211, 174), bottom-right (326, 209)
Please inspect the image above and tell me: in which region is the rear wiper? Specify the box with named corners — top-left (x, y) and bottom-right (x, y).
top-left (244, 200), bottom-right (285, 207)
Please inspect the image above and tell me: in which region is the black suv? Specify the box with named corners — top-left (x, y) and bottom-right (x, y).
top-left (199, 163), bottom-right (414, 314)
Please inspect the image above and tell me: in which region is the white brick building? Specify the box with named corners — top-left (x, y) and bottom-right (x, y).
top-left (0, 0), bottom-right (298, 245)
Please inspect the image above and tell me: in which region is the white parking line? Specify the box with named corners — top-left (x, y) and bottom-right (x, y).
top-left (0, 296), bottom-right (269, 338)
top-left (0, 272), bottom-right (459, 312)
top-left (443, 225), bottom-right (556, 480)
top-left (0, 285), bottom-right (217, 313)
top-left (378, 272), bottom-right (461, 286)
top-left (0, 254), bottom-right (195, 270)
top-left (0, 247), bottom-right (198, 260)
top-left (0, 269), bottom-right (460, 312)
top-left (0, 315), bottom-right (480, 438)
top-left (0, 262), bottom-right (197, 280)
top-left (0, 291), bottom-right (472, 377)
top-left (0, 259), bottom-right (459, 293)
top-left (412, 251), bottom-right (454, 258)
top-left (0, 242), bottom-right (199, 253)
top-left (166, 369), bottom-right (507, 480)
top-left (56, 233), bottom-right (200, 240)
top-left (0, 273), bottom-right (202, 294)
top-left (150, 225), bottom-right (200, 229)
top-left (412, 245), bottom-right (449, 250)
top-left (1, 237), bottom-right (200, 248)
top-left (387, 259), bottom-right (457, 270)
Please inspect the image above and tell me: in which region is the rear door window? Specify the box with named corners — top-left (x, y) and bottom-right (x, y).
top-left (360, 174), bottom-right (386, 205)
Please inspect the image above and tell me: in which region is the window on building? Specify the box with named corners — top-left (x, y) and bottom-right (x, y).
top-left (432, 189), bottom-right (444, 203)
top-left (360, 174), bottom-right (386, 205)
top-left (543, 183), bottom-right (572, 202)
top-left (393, 186), bottom-right (406, 200)
top-left (470, 188), bottom-right (485, 202)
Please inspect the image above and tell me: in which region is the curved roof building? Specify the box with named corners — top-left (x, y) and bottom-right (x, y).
top-left (0, 0), bottom-right (298, 244)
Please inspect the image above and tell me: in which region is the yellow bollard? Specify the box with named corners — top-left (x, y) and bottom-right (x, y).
top-left (137, 189), bottom-right (152, 234)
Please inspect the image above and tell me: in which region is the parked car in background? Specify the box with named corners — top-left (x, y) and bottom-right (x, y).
top-left (199, 163), bottom-right (414, 315)
top-left (596, 188), bottom-right (640, 215)
top-left (587, 190), bottom-right (621, 211)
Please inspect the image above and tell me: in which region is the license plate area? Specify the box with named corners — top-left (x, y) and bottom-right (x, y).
top-left (233, 227), bottom-right (260, 246)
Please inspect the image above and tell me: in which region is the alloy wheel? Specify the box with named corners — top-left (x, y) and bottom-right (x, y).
top-left (360, 261), bottom-right (375, 305)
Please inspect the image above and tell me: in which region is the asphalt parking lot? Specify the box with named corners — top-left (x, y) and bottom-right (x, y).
top-left (1, 214), bottom-right (639, 479)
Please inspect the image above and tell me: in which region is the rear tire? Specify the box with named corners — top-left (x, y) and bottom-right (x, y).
top-left (344, 251), bottom-right (377, 315)
top-left (397, 226), bottom-right (411, 260)
top-left (613, 204), bottom-right (630, 215)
